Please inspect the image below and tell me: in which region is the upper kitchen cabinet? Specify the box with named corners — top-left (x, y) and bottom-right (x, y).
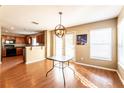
top-left (2, 35), bottom-right (26, 44)
top-left (6, 36), bottom-right (16, 40)
top-left (16, 37), bottom-right (25, 44)
top-left (36, 31), bottom-right (45, 45)
top-left (2, 35), bottom-right (16, 44)
top-left (2, 35), bottom-right (7, 43)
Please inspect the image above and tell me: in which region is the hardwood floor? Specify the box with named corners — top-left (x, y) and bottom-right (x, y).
top-left (73, 63), bottom-right (124, 88)
top-left (1, 56), bottom-right (24, 72)
top-left (0, 56), bottom-right (123, 88)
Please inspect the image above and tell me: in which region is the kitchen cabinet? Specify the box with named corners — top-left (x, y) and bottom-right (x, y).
top-left (2, 35), bottom-right (26, 44)
top-left (2, 35), bottom-right (16, 44)
top-left (2, 35), bottom-right (7, 44)
top-left (36, 35), bottom-right (41, 43)
top-left (36, 32), bottom-right (45, 44)
top-left (16, 37), bottom-right (25, 44)
top-left (2, 47), bottom-right (6, 57)
top-left (6, 36), bottom-right (15, 40)
top-left (16, 48), bottom-right (23, 55)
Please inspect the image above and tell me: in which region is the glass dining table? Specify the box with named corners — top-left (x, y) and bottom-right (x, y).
top-left (46, 55), bottom-right (75, 87)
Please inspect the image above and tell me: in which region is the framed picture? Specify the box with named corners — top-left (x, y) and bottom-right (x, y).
top-left (76, 34), bottom-right (87, 45)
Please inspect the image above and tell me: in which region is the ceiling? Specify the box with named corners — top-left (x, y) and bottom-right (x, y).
top-left (0, 5), bottom-right (122, 35)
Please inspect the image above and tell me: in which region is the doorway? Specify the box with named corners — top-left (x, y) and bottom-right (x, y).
top-left (55, 35), bottom-right (63, 56)
top-left (65, 33), bottom-right (75, 58)
top-left (55, 33), bottom-right (75, 59)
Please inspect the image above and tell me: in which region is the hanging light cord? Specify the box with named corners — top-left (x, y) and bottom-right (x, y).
top-left (59, 12), bottom-right (62, 25)
top-left (54, 11), bottom-right (66, 38)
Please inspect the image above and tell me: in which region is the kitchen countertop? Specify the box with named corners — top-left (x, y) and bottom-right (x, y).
top-left (2, 44), bottom-right (45, 48)
top-left (25, 45), bottom-right (45, 47)
top-left (15, 45), bottom-right (45, 48)
top-left (15, 46), bottom-right (25, 48)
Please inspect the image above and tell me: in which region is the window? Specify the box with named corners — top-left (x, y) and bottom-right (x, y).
top-left (65, 33), bottom-right (75, 58)
top-left (55, 36), bottom-right (63, 56)
top-left (90, 28), bottom-right (112, 61)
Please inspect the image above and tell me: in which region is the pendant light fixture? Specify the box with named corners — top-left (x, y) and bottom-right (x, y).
top-left (54, 12), bottom-right (66, 38)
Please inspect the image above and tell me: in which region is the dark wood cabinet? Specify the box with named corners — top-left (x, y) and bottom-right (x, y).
top-left (2, 47), bottom-right (6, 57)
top-left (6, 36), bottom-right (16, 40)
top-left (2, 35), bottom-right (25, 44)
top-left (16, 37), bottom-right (25, 44)
top-left (36, 32), bottom-right (45, 44)
top-left (36, 35), bottom-right (41, 43)
top-left (16, 48), bottom-right (23, 55)
top-left (2, 35), bottom-right (7, 44)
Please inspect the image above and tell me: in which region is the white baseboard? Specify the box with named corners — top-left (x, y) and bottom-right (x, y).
top-left (116, 70), bottom-right (124, 85)
top-left (25, 58), bottom-right (46, 64)
top-left (74, 62), bottom-right (117, 72)
top-left (74, 62), bottom-right (124, 85)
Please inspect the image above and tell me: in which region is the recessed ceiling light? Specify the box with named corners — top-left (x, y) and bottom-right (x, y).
top-left (10, 26), bottom-right (14, 30)
top-left (32, 21), bottom-right (39, 25)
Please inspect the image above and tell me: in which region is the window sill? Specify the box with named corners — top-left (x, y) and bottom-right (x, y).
top-left (90, 57), bottom-right (112, 61)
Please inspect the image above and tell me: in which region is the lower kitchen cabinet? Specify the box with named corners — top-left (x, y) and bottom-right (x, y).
top-left (2, 48), bottom-right (6, 57)
top-left (16, 48), bottom-right (23, 55)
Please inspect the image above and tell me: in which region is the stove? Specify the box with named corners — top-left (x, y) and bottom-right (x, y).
top-left (4, 45), bottom-right (16, 57)
top-left (4, 45), bottom-right (15, 49)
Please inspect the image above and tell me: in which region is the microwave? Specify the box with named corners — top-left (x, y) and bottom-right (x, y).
top-left (5, 40), bottom-right (15, 44)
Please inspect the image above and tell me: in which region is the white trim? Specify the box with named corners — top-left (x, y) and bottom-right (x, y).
top-left (74, 62), bottom-right (117, 72)
top-left (116, 70), bottom-right (124, 85)
top-left (25, 58), bottom-right (46, 64)
top-left (90, 57), bottom-right (112, 61)
top-left (118, 63), bottom-right (124, 69)
top-left (74, 62), bottom-right (124, 85)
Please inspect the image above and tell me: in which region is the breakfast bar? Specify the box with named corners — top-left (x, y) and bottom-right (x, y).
top-left (25, 45), bottom-right (45, 64)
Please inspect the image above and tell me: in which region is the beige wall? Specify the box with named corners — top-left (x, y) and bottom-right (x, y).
top-left (68, 19), bottom-right (117, 69)
top-left (51, 18), bottom-right (117, 69)
top-left (46, 30), bottom-right (52, 57)
top-left (117, 7), bottom-right (124, 82)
